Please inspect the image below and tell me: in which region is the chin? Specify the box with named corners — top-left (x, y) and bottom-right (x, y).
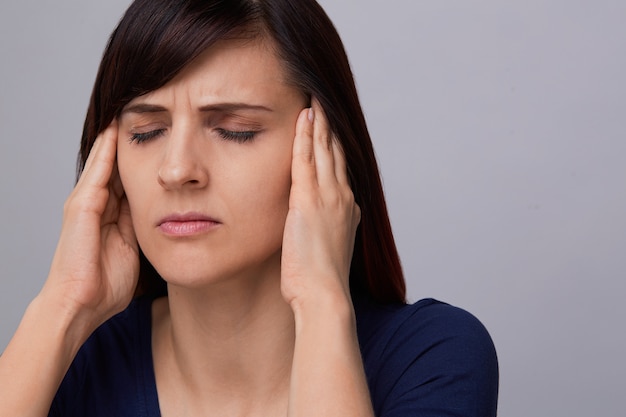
top-left (150, 262), bottom-right (222, 290)
top-left (148, 252), bottom-right (283, 292)
top-left (138, 228), bottom-right (284, 289)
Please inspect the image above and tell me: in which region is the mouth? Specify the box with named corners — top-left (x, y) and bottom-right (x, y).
top-left (157, 212), bottom-right (221, 237)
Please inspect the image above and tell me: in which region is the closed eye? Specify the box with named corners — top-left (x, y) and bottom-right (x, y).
top-left (129, 129), bottom-right (165, 144)
top-left (128, 128), bottom-right (258, 144)
top-left (217, 128), bottom-right (258, 143)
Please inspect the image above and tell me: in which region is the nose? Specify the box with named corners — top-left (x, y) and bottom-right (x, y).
top-left (157, 128), bottom-right (209, 190)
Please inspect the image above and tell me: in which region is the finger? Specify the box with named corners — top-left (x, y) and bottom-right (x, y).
top-left (291, 107), bottom-right (316, 187)
top-left (331, 138), bottom-right (350, 186)
top-left (353, 202), bottom-right (362, 229)
top-left (101, 163), bottom-right (123, 226)
top-left (79, 134), bottom-right (103, 178)
top-left (311, 98), bottom-right (336, 185)
top-left (77, 120), bottom-right (118, 190)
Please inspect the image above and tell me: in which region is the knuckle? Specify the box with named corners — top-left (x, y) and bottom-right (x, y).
top-left (295, 151), bottom-right (314, 166)
top-left (64, 188), bottom-right (108, 217)
top-left (353, 203), bottom-right (362, 223)
top-left (339, 185), bottom-right (356, 204)
top-left (325, 189), bottom-right (342, 208)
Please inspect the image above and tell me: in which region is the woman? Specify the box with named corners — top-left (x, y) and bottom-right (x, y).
top-left (0, 0), bottom-right (498, 416)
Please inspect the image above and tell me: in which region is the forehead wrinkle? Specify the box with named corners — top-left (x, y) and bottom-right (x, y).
top-left (124, 38), bottom-right (302, 118)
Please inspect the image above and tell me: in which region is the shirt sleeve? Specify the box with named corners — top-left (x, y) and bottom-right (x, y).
top-left (361, 300), bottom-right (499, 417)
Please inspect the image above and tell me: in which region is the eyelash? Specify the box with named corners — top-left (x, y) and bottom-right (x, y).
top-left (130, 129), bottom-right (165, 144)
top-left (216, 128), bottom-right (257, 143)
top-left (129, 128), bottom-right (258, 144)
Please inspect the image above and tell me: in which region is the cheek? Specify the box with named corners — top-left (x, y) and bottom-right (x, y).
top-left (259, 141), bottom-right (293, 203)
top-left (238, 143), bottom-right (293, 227)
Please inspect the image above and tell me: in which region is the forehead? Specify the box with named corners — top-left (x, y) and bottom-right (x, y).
top-left (136, 37), bottom-right (297, 106)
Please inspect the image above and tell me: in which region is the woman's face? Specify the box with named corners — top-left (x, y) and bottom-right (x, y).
top-left (117, 39), bottom-right (307, 287)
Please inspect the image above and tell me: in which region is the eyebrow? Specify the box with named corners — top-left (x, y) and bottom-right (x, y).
top-left (120, 102), bottom-right (274, 116)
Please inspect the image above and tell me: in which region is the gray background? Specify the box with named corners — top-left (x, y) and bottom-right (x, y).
top-left (1, 1), bottom-right (624, 416)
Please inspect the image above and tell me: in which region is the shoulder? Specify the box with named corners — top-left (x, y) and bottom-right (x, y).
top-left (355, 298), bottom-right (499, 417)
top-left (49, 295), bottom-right (159, 417)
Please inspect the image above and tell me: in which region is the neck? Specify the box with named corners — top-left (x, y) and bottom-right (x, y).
top-left (152, 265), bottom-right (294, 414)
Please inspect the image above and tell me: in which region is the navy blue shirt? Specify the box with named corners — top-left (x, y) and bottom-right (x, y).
top-left (49, 296), bottom-right (498, 416)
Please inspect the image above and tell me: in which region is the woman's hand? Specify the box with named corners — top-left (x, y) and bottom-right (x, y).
top-left (0, 121), bottom-right (140, 417)
top-left (42, 121), bottom-right (139, 331)
top-left (281, 100), bottom-right (374, 417)
top-left (280, 99), bottom-right (361, 313)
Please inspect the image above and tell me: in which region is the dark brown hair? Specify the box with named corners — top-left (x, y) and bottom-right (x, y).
top-left (79, 0), bottom-right (406, 304)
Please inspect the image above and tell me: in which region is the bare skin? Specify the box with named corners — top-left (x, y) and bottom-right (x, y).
top-left (0, 122), bottom-right (137, 417)
top-left (0, 38), bottom-right (372, 417)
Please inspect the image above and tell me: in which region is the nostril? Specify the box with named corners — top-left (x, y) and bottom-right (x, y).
top-left (157, 158), bottom-right (208, 189)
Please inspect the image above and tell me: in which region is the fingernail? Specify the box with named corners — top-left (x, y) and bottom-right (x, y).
top-left (308, 107), bottom-right (314, 122)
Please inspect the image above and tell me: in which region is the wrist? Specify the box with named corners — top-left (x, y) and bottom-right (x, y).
top-left (290, 289), bottom-right (356, 333)
top-left (30, 291), bottom-right (97, 356)
top-left (0, 293), bottom-right (95, 416)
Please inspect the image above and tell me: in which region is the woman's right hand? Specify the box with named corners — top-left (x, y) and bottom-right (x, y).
top-left (0, 121), bottom-right (139, 417)
top-left (41, 120), bottom-right (139, 333)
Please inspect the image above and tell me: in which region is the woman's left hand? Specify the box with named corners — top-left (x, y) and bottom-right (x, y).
top-left (281, 99), bottom-right (374, 417)
top-left (280, 98), bottom-right (361, 313)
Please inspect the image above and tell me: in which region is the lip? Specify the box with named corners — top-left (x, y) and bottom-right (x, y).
top-left (157, 212), bottom-right (221, 237)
